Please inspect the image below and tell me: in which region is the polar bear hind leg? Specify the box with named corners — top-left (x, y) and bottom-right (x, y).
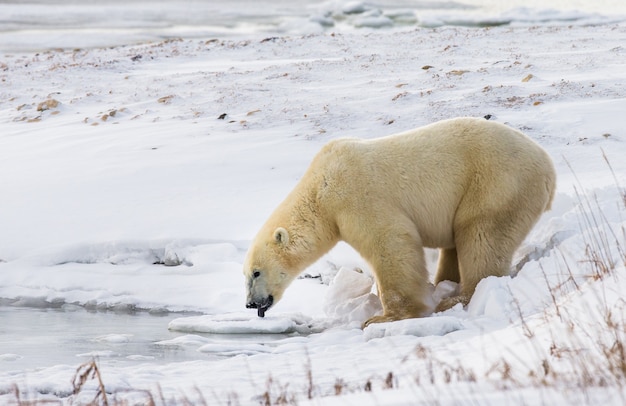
top-left (436, 207), bottom-right (534, 312)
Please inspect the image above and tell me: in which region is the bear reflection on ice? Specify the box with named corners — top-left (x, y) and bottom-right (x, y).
top-left (243, 117), bottom-right (556, 327)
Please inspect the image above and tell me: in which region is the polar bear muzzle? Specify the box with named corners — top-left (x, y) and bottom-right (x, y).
top-left (245, 268), bottom-right (276, 317)
top-left (246, 295), bottom-right (274, 317)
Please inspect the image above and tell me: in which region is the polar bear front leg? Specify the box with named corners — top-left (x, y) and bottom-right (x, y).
top-left (360, 232), bottom-right (432, 327)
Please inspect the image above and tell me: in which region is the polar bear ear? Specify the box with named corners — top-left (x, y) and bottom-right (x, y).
top-left (274, 227), bottom-right (290, 246)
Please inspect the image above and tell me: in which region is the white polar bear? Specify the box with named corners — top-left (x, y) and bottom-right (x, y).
top-left (243, 117), bottom-right (556, 326)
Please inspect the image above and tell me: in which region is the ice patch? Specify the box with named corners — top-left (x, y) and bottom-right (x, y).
top-left (342, 1), bottom-right (370, 15)
top-left (76, 350), bottom-right (118, 358)
top-left (167, 312), bottom-right (312, 334)
top-left (353, 9), bottom-right (394, 28)
top-left (198, 342), bottom-right (273, 356)
top-left (0, 353), bottom-right (22, 362)
top-left (363, 316), bottom-right (464, 341)
top-left (92, 334), bottom-right (133, 344)
top-left (126, 355), bottom-right (155, 361)
top-left (155, 334), bottom-right (211, 348)
top-left (502, 7), bottom-right (597, 24)
top-left (354, 15), bottom-right (394, 28)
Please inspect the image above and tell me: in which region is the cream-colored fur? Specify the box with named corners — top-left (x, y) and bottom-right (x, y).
top-left (243, 117), bottom-right (556, 326)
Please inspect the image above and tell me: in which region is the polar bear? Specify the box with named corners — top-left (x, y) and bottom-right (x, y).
top-left (243, 117), bottom-right (556, 326)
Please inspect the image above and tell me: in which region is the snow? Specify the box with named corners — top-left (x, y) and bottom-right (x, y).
top-left (1, 13), bottom-right (626, 406)
top-left (323, 267), bottom-right (383, 326)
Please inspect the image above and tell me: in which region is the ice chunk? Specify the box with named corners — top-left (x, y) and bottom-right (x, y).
top-left (323, 267), bottom-right (383, 325)
top-left (126, 355), bottom-right (155, 361)
top-left (354, 15), bottom-right (394, 28)
top-left (168, 312), bottom-right (299, 334)
top-left (155, 334), bottom-right (211, 347)
top-left (0, 353), bottom-right (22, 361)
top-left (363, 316), bottom-right (464, 340)
top-left (342, 1), bottom-right (369, 14)
top-left (92, 334), bottom-right (132, 343)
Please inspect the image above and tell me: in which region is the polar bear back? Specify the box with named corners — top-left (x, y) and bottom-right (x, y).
top-left (313, 117), bottom-right (555, 249)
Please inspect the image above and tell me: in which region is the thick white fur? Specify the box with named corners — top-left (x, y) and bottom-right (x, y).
top-left (243, 117), bottom-right (556, 326)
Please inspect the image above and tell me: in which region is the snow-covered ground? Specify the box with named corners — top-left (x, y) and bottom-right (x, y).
top-left (1, 19), bottom-right (625, 405)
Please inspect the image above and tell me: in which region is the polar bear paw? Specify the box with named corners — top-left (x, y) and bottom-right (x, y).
top-left (435, 295), bottom-right (470, 313)
top-left (362, 315), bottom-right (398, 328)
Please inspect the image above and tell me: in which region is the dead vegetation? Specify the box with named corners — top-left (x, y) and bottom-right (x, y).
top-left (72, 359), bottom-right (109, 406)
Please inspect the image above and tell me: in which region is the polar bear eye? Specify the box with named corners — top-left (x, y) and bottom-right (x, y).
top-left (253, 270), bottom-right (261, 278)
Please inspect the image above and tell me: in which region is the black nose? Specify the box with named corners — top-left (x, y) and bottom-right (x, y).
top-left (246, 295), bottom-right (274, 318)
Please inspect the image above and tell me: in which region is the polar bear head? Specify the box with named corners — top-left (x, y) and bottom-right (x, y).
top-left (243, 226), bottom-right (298, 317)
top-left (243, 162), bottom-right (340, 317)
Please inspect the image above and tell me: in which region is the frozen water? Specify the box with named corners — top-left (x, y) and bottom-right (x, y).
top-left (1, 0), bottom-right (625, 52)
top-left (0, 306), bottom-right (208, 372)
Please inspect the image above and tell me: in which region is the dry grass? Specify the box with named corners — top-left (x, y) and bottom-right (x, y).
top-left (72, 359), bottom-right (110, 405)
